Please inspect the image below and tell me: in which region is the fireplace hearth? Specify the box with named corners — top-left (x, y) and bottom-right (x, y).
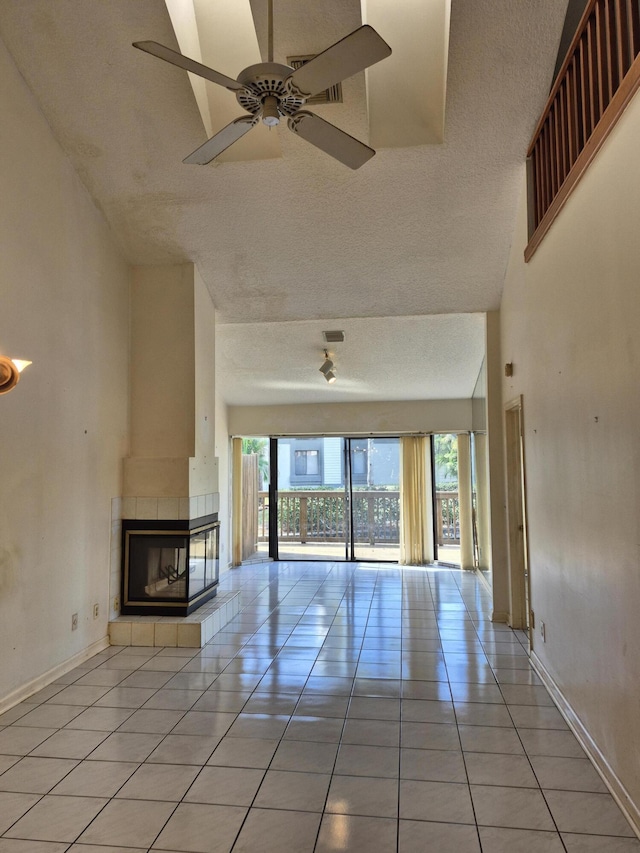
top-left (122, 515), bottom-right (219, 616)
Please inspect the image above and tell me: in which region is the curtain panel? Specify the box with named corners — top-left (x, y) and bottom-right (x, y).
top-left (399, 436), bottom-right (434, 565)
top-left (232, 437), bottom-right (243, 566)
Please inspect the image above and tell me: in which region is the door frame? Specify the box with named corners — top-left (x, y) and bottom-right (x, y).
top-left (504, 396), bottom-right (532, 645)
top-left (269, 435), bottom-right (400, 563)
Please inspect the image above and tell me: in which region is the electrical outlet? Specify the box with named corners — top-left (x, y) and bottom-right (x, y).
top-left (93, 603), bottom-right (99, 619)
top-left (71, 613), bottom-right (78, 631)
top-left (540, 621), bottom-right (546, 642)
top-left (113, 595), bottom-right (120, 612)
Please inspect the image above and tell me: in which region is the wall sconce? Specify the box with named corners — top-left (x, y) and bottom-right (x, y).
top-left (319, 350), bottom-right (337, 384)
top-left (0, 356), bottom-right (32, 395)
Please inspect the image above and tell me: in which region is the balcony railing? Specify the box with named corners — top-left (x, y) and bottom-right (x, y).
top-left (258, 491), bottom-right (460, 546)
top-left (526, 0), bottom-right (640, 260)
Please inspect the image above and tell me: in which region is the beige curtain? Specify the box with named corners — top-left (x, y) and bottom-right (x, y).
top-left (232, 437), bottom-right (243, 567)
top-left (457, 432), bottom-right (475, 569)
top-left (399, 436), bottom-right (434, 565)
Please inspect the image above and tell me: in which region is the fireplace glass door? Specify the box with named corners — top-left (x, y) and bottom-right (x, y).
top-left (128, 534), bottom-right (189, 601)
top-left (122, 519), bottom-right (220, 615)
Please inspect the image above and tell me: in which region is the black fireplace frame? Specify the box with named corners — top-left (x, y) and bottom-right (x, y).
top-left (121, 514), bottom-right (219, 616)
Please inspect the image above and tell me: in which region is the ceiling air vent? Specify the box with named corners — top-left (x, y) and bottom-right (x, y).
top-left (288, 56), bottom-right (343, 105)
top-left (323, 330), bottom-right (345, 343)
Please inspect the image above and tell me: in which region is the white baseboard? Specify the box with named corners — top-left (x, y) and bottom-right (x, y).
top-left (530, 650), bottom-right (640, 840)
top-left (0, 636), bottom-right (110, 716)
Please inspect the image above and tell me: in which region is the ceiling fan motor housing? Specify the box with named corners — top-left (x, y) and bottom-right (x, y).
top-left (236, 63), bottom-right (305, 124)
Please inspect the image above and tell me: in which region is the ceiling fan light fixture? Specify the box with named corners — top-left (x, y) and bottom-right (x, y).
top-left (261, 95), bottom-right (280, 127)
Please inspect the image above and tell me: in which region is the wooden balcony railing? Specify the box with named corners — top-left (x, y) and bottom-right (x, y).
top-left (436, 492), bottom-right (461, 546)
top-left (526, 0), bottom-right (640, 260)
top-left (258, 491), bottom-right (460, 546)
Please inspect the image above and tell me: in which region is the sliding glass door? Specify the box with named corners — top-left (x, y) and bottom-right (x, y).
top-left (432, 433), bottom-right (461, 566)
top-left (271, 436), bottom-right (400, 562)
top-left (350, 438), bottom-right (400, 562)
top-left (275, 437), bottom-right (349, 561)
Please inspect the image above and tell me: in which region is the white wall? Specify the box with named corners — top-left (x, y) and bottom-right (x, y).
top-left (486, 312), bottom-right (509, 617)
top-left (192, 266), bottom-right (218, 500)
top-left (0, 36), bottom-right (129, 702)
top-left (228, 399), bottom-right (472, 437)
top-left (500, 91), bottom-right (640, 826)
top-left (130, 266), bottom-right (195, 461)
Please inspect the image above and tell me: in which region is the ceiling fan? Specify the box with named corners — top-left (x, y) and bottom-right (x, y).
top-left (133, 1), bottom-right (391, 169)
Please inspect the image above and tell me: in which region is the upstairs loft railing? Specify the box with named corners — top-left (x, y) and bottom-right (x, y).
top-left (526, 0), bottom-right (640, 260)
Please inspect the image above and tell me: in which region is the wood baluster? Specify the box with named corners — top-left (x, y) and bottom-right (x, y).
top-left (593, 0), bottom-right (608, 115)
top-left (541, 123), bottom-right (548, 216)
top-left (627, 0), bottom-right (640, 57)
top-left (532, 146), bottom-right (541, 228)
top-left (551, 103), bottom-right (560, 198)
top-left (543, 123), bottom-right (551, 217)
top-left (578, 38), bottom-right (590, 143)
top-left (558, 83), bottom-right (567, 184)
top-left (535, 138), bottom-right (543, 222)
top-left (587, 15), bottom-right (599, 127)
top-left (613, 0), bottom-right (627, 76)
top-left (567, 64), bottom-right (576, 170)
top-left (604, 0), bottom-right (619, 99)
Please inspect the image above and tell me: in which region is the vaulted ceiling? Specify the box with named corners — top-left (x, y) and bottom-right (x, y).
top-left (0, 0), bottom-right (568, 405)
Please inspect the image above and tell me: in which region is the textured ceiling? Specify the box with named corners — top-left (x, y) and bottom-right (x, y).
top-left (217, 314), bottom-right (486, 405)
top-left (0, 0), bottom-right (568, 406)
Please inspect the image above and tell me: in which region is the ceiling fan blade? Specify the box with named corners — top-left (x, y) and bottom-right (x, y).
top-left (287, 25), bottom-right (391, 98)
top-left (288, 111), bottom-right (375, 170)
top-left (133, 41), bottom-right (245, 93)
top-left (183, 115), bottom-right (259, 165)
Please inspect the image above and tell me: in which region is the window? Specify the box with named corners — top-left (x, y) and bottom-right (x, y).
top-left (289, 439), bottom-right (323, 485)
top-left (350, 445), bottom-right (368, 484)
top-left (294, 449), bottom-right (319, 477)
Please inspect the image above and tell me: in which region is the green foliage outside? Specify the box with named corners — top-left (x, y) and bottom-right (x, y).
top-left (434, 433), bottom-right (458, 492)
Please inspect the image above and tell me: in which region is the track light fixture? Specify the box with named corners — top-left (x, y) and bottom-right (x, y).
top-left (0, 355), bottom-right (31, 395)
top-left (319, 349), bottom-right (337, 384)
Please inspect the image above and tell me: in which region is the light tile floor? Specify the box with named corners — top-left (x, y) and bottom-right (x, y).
top-left (0, 561), bottom-right (638, 852)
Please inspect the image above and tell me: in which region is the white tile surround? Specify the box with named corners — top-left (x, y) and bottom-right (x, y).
top-left (109, 591), bottom-right (241, 648)
top-left (116, 494), bottom-right (220, 523)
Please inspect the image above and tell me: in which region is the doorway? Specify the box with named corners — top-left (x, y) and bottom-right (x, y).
top-left (272, 436), bottom-right (401, 562)
top-left (504, 397), bottom-right (531, 640)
